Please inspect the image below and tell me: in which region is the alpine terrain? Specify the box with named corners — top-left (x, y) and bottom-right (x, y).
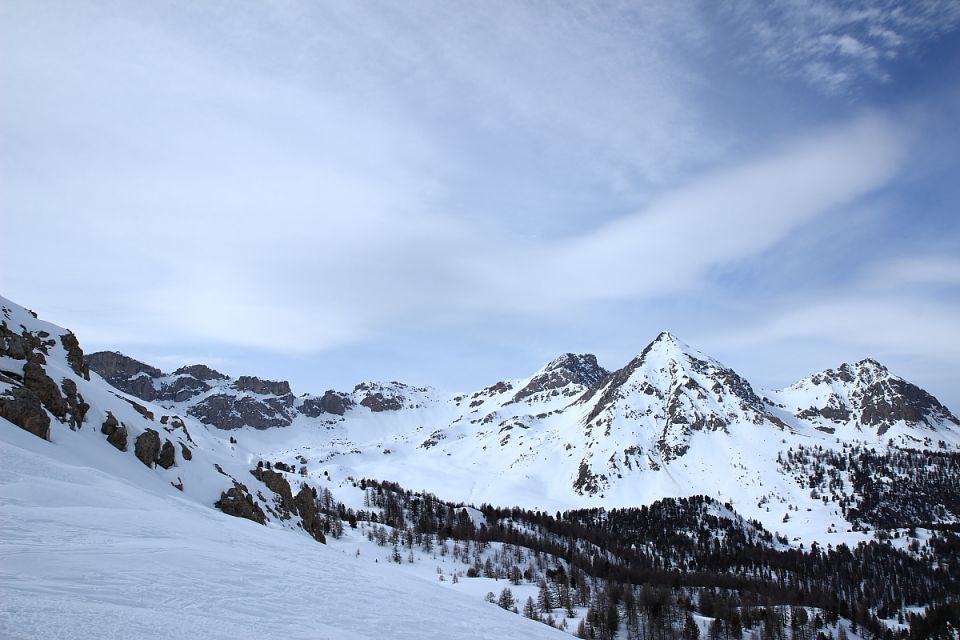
top-left (3, 293), bottom-right (959, 639)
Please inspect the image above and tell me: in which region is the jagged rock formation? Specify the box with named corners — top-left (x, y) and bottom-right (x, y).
top-left (510, 353), bottom-right (609, 404)
top-left (294, 484), bottom-right (327, 543)
top-left (85, 352), bottom-right (303, 430)
top-left (100, 412), bottom-right (128, 451)
top-left (0, 387), bottom-right (51, 440)
top-left (299, 390), bottom-right (353, 417)
top-left (85, 351), bottom-right (162, 401)
top-left (214, 482), bottom-right (266, 524)
top-left (234, 376), bottom-right (291, 396)
top-left (1, 303), bottom-right (92, 439)
top-left (252, 466), bottom-right (295, 517)
top-left (770, 358), bottom-right (960, 439)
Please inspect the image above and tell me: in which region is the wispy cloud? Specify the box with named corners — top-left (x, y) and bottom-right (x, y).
top-left (723, 0), bottom-right (960, 93)
top-left (1, 1), bottom-right (957, 404)
top-left (515, 113), bottom-right (907, 304)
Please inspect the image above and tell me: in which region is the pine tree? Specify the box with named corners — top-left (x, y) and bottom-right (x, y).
top-left (523, 596), bottom-right (539, 620)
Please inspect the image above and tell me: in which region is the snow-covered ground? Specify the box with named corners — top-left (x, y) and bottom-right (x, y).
top-left (0, 423), bottom-right (567, 640)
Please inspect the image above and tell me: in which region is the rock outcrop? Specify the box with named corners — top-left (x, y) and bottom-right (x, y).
top-left (172, 364), bottom-right (228, 381)
top-left (234, 376), bottom-right (291, 396)
top-left (188, 394), bottom-right (294, 430)
top-left (59, 332), bottom-right (90, 379)
top-left (294, 484), bottom-right (327, 543)
top-left (134, 429), bottom-right (162, 468)
top-left (299, 390), bottom-right (353, 417)
top-left (84, 351), bottom-right (161, 401)
top-left (158, 439), bottom-right (177, 469)
top-left (0, 387), bottom-right (51, 440)
top-left (100, 412), bottom-right (128, 451)
top-left (214, 482), bottom-right (266, 524)
top-left (252, 466), bottom-right (295, 517)
top-left (60, 379), bottom-right (89, 429)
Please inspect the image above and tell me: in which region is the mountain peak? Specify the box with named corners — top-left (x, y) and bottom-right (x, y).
top-left (510, 353), bottom-right (609, 404)
top-left (646, 330), bottom-right (696, 354)
top-left (774, 359), bottom-right (959, 434)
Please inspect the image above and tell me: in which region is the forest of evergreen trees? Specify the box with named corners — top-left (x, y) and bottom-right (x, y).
top-left (777, 445), bottom-right (960, 529)
top-left (288, 459), bottom-right (960, 639)
top-left (330, 476), bottom-right (960, 639)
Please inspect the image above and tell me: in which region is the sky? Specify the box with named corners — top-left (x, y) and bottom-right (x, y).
top-left (2, 1), bottom-right (959, 409)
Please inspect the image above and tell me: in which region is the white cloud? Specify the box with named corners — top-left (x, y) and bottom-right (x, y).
top-left (486, 113), bottom-right (907, 307)
top-left (725, 0), bottom-right (960, 92)
top-left (860, 255), bottom-right (960, 288)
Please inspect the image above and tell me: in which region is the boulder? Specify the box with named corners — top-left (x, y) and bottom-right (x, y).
top-left (134, 429), bottom-right (161, 468)
top-left (180, 442), bottom-right (193, 460)
top-left (100, 412), bottom-right (128, 451)
top-left (158, 439), bottom-right (176, 469)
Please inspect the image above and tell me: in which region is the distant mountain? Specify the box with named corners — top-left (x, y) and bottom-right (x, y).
top-left (8, 293), bottom-right (960, 545)
top-left (84, 351), bottom-right (434, 430)
top-left (768, 358), bottom-right (960, 446)
top-left (5, 292), bottom-right (960, 638)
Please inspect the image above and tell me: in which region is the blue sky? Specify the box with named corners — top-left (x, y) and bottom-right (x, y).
top-left (2, 1), bottom-right (959, 408)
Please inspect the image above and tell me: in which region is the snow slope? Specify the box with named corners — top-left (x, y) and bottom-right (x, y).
top-left (0, 423), bottom-right (566, 640)
top-left (8, 291), bottom-right (960, 550)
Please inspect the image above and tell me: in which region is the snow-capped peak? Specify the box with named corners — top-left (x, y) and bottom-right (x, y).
top-left (769, 358), bottom-right (960, 440)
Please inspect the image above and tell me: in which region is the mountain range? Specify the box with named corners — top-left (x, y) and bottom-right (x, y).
top-left (3, 292), bottom-right (959, 639)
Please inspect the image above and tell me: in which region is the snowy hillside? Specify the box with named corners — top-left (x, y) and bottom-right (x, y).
top-left (4, 292), bottom-right (960, 638)
top-left (767, 358), bottom-right (960, 447)
top-left (75, 301), bottom-right (960, 546)
top-left (0, 425), bottom-right (566, 640)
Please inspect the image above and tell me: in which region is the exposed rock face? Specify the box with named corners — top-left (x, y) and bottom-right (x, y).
top-left (511, 353), bottom-right (609, 404)
top-left (360, 393), bottom-right (403, 412)
top-left (100, 412), bottom-right (128, 451)
top-left (158, 439), bottom-right (177, 469)
top-left (354, 381), bottom-right (431, 412)
top-left (773, 358), bottom-right (960, 436)
top-left (1, 321), bottom-right (50, 363)
top-left (294, 484), bottom-right (326, 543)
top-left (134, 429), bottom-right (162, 468)
top-left (85, 351), bottom-right (161, 401)
top-left (0, 387), bottom-right (51, 440)
top-left (188, 394), bottom-right (294, 430)
top-left (299, 390), bottom-right (353, 417)
top-left (214, 482), bottom-right (266, 524)
top-left (86, 349), bottom-right (353, 430)
top-left (234, 376), bottom-right (291, 396)
top-left (60, 379), bottom-right (89, 429)
top-left (23, 361), bottom-right (68, 422)
top-left (252, 467), bottom-right (295, 517)
top-left (159, 376), bottom-right (210, 403)
top-left (59, 332), bottom-right (90, 379)
top-left (172, 364), bottom-right (228, 381)
top-left (180, 442), bottom-right (193, 460)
